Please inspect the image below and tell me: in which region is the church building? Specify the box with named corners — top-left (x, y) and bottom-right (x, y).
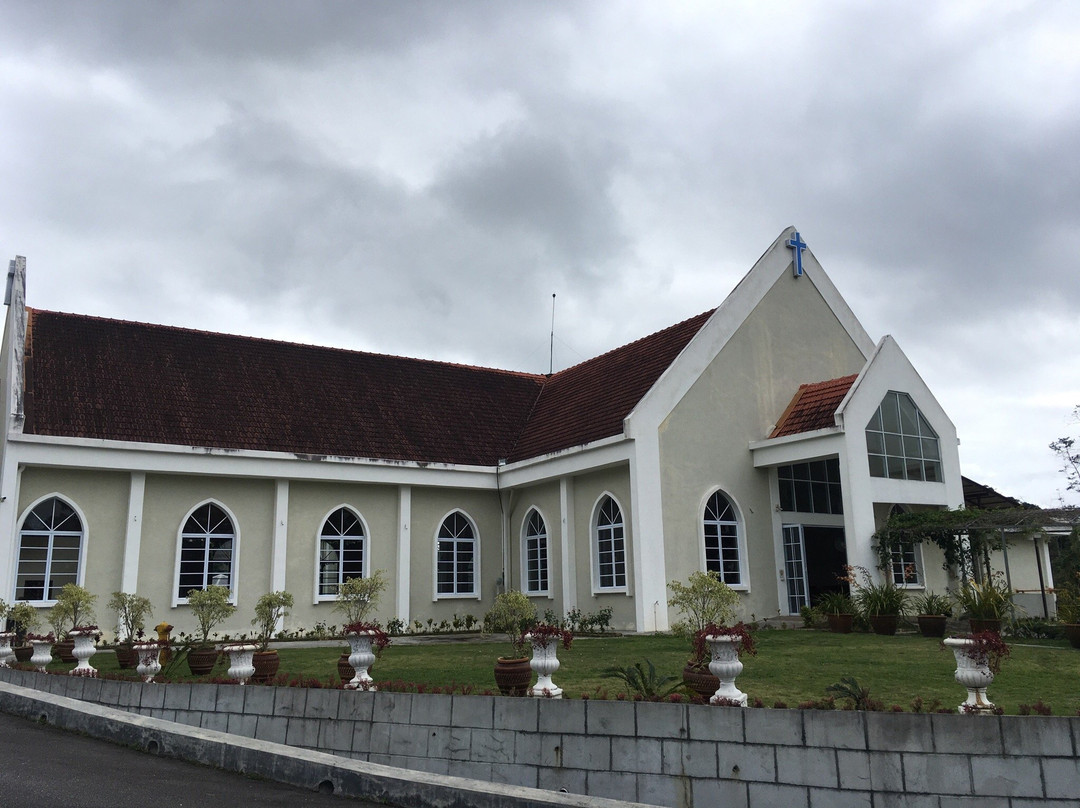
top-left (2, 228), bottom-right (1030, 637)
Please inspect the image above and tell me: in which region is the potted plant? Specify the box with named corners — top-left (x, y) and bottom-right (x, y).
top-left (331, 571), bottom-right (388, 682)
top-left (696, 622), bottom-right (756, 705)
top-left (943, 630), bottom-right (1010, 713)
top-left (524, 622), bottom-right (573, 698)
top-left (954, 577), bottom-right (1012, 633)
top-left (250, 590), bottom-right (294, 682)
top-left (0, 599), bottom-right (13, 667)
top-left (48, 584), bottom-right (97, 662)
top-left (667, 571), bottom-right (739, 698)
top-left (342, 620), bottom-right (390, 690)
top-left (912, 591), bottom-right (953, 638)
top-left (26, 631), bottom-right (55, 672)
top-left (483, 590), bottom-right (537, 696)
top-left (107, 591), bottom-right (153, 669)
top-left (185, 585), bottom-right (235, 675)
top-left (846, 566), bottom-right (907, 635)
top-left (68, 623), bottom-right (101, 677)
top-left (1056, 582), bottom-right (1080, 648)
top-left (8, 601), bottom-right (40, 662)
top-left (815, 590), bottom-right (855, 634)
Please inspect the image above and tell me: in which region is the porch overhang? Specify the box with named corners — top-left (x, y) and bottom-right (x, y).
top-left (749, 427), bottom-right (845, 468)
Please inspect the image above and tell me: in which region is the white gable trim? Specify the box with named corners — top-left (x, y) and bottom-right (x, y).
top-left (626, 226), bottom-right (875, 440)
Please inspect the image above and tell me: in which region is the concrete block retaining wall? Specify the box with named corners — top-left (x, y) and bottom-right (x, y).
top-left (2, 667), bottom-right (1078, 807)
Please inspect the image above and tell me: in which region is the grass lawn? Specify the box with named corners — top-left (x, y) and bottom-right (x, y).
top-left (49, 629), bottom-right (1080, 715)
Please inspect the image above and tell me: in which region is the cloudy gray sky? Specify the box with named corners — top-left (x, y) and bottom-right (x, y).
top-left (1, 1), bottom-right (1077, 506)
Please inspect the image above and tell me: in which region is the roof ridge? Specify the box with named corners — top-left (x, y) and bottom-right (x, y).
top-left (29, 308), bottom-right (547, 382)
top-left (548, 308), bottom-right (717, 378)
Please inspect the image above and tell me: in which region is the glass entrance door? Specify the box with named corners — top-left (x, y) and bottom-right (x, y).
top-left (782, 524), bottom-right (809, 614)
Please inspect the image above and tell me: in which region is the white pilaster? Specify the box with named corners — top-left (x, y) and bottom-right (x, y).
top-left (120, 472), bottom-right (146, 593)
top-left (628, 433), bottom-right (669, 632)
top-left (396, 485), bottom-right (411, 622)
top-left (271, 479), bottom-right (289, 591)
top-left (559, 476), bottom-right (577, 615)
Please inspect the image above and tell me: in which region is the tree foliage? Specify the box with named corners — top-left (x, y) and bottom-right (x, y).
top-left (1050, 405), bottom-right (1080, 499)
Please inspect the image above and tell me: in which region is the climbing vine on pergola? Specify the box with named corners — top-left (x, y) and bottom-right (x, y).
top-left (871, 506), bottom-right (1080, 581)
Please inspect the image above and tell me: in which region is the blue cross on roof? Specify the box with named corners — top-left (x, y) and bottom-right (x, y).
top-left (787, 231), bottom-right (807, 278)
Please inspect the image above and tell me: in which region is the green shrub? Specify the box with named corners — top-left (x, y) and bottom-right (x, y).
top-left (667, 571), bottom-right (739, 637)
top-left (108, 591), bottom-right (153, 643)
top-left (252, 590), bottom-right (294, 651)
top-left (912, 591), bottom-right (953, 617)
top-left (332, 570), bottom-right (388, 625)
top-left (483, 591), bottom-right (536, 657)
top-left (186, 585), bottom-right (235, 646)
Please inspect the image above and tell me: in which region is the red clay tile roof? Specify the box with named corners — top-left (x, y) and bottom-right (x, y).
top-left (769, 374), bottom-right (857, 438)
top-left (24, 310), bottom-right (544, 466)
top-left (23, 307), bottom-right (716, 465)
top-left (508, 310), bottom-right (715, 462)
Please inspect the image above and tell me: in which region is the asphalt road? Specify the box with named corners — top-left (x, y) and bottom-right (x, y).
top-left (0, 711), bottom-right (386, 807)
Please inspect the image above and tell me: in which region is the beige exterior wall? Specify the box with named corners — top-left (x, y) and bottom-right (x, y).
top-left (409, 487), bottom-right (501, 625)
top-left (16, 467), bottom-right (129, 618)
top-left (658, 271), bottom-right (868, 623)
top-left (140, 473), bottom-right (275, 637)
top-left (567, 464), bottom-right (635, 630)
top-left (506, 480), bottom-right (562, 615)
top-left (284, 481), bottom-right (400, 630)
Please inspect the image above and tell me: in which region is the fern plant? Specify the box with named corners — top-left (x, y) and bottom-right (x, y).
top-left (604, 660), bottom-right (684, 700)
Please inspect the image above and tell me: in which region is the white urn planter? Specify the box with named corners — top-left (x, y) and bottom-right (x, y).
top-left (344, 631), bottom-right (377, 690)
top-left (705, 634), bottom-right (747, 706)
top-left (0, 632), bottom-right (15, 668)
top-left (224, 643), bottom-right (258, 685)
top-left (68, 630), bottom-right (98, 677)
top-left (134, 642), bottom-right (162, 683)
top-left (526, 634), bottom-right (563, 698)
top-left (29, 638), bottom-right (54, 672)
top-left (944, 637), bottom-right (996, 713)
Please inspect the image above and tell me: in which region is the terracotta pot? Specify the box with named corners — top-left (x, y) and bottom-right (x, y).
top-left (338, 652), bottom-right (354, 683)
top-left (252, 650), bottom-right (280, 683)
top-left (13, 645), bottom-right (33, 663)
top-left (115, 643), bottom-right (137, 669)
top-left (1061, 623), bottom-right (1080, 649)
top-left (969, 618), bottom-right (1001, 634)
top-left (54, 639), bottom-right (76, 663)
top-left (187, 645), bottom-right (220, 676)
top-left (868, 615), bottom-right (898, 636)
top-left (826, 613), bottom-right (854, 634)
top-left (493, 656), bottom-right (531, 696)
top-left (682, 663), bottom-right (719, 700)
top-left (917, 615), bottom-right (948, 638)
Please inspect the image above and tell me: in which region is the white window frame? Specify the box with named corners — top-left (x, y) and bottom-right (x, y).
top-left (12, 494), bottom-right (88, 606)
top-left (172, 500), bottom-right (240, 606)
top-left (521, 507), bottom-right (551, 597)
top-left (700, 488), bottom-right (749, 591)
top-left (591, 493), bottom-right (628, 594)
top-left (314, 505), bottom-right (370, 604)
top-left (887, 505), bottom-right (924, 589)
top-left (433, 509), bottom-right (480, 600)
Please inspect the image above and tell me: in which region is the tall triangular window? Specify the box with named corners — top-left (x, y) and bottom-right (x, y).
top-left (865, 392), bottom-right (942, 482)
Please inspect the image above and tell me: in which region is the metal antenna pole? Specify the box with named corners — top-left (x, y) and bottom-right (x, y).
top-left (548, 293), bottom-right (556, 375)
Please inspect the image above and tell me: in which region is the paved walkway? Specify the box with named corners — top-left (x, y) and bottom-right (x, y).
top-left (0, 711), bottom-right (383, 807)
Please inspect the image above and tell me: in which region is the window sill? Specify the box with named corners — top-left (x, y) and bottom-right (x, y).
top-left (434, 593), bottom-right (480, 601)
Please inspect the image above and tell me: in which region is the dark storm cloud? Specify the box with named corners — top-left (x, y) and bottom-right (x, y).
top-left (0, 1), bottom-right (1077, 503)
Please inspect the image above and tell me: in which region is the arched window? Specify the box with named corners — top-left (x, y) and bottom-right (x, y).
top-left (866, 391), bottom-right (942, 482)
top-left (436, 511), bottom-right (477, 597)
top-left (594, 495), bottom-right (626, 591)
top-left (15, 496), bottom-right (84, 602)
top-left (318, 507), bottom-right (368, 598)
top-left (704, 490), bottom-right (742, 585)
top-left (522, 509), bottom-right (549, 595)
top-left (177, 502), bottom-right (235, 599)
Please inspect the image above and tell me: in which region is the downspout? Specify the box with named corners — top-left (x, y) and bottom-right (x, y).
top-left (496, 458), bottom-right (507, 595)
